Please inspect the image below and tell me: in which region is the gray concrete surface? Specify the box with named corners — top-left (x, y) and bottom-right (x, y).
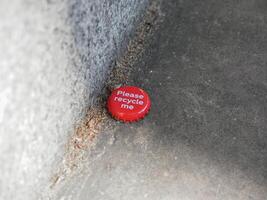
top-left (0, 0), bottom-right (148, 199)
top-left (55, 0), bottom-right (267, 199)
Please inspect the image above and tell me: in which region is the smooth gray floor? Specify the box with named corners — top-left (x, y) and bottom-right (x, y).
top-left (56, 0), bottom-right (267, 199)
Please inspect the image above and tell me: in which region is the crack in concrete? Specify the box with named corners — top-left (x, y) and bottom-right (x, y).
top-left (49, 1), bottom-right (162, 191)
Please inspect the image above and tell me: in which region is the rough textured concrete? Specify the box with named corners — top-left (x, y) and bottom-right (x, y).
top-left (0, 0), bottom-right (147, 199)
top-left (55, 0), bottom-right (267, 199)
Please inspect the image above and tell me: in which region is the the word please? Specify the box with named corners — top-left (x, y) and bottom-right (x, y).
top-left (117, 90), bottom-right (144, 99)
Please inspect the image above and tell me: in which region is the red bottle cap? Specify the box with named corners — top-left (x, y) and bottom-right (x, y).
top-left (107, 86), bottom-right (151, 122)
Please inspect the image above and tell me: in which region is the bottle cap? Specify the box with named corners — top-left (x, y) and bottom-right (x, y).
top-left (107, 86), bottom-right (151, 122)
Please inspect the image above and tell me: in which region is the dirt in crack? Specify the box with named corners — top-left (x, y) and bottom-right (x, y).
top-left (50, 1), bottom-right (162, 189)
top-left (50, 105), bottom-right (106, 188)
top-left (107, 1), bottom-right (162, 90)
